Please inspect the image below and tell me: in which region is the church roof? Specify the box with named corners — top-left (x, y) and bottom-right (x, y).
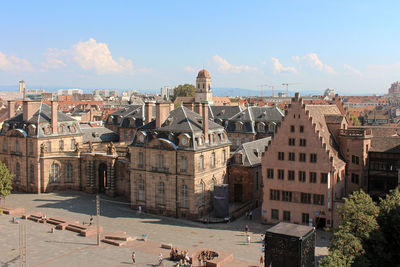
top-left (197, 69), bottom-right (210, 78)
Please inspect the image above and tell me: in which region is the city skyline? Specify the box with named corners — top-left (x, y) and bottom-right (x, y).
top-left (1, 1), bottom-right (400, 94)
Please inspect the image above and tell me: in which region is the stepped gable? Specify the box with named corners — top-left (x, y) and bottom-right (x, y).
top-left (232, 137), bottom-right (271, 167)
top-left (304, 104), bottom-right (346, 167)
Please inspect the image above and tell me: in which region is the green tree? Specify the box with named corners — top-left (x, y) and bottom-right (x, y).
top-left (320, 190), bottom-right (379, 267)
top-left (349, 113), bottom-right (361, 126)
top-left (0, 162), bottom-right (14, 207)
top-left (172, 84), bottom-right (196, 101)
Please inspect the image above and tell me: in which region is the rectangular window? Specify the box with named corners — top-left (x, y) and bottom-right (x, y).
top-left (47, 141), bottom-right (51, 152)
top-left (199, 155), bottom-right (204, 170)
top-left (29, 141), bottom-right (34, 155)
top-left (211, 152), bottom-right (216, 168)
top-left (222, 150), bottom-right (226, 164)
top-left (351, 173), bottom-right (359, 184)
top-left (299, 153), bottom-right (306, 162)
top-left (271, 209), bottom-right (279, 220)
top-left (270, 189), bottom-right (280, 201)
top-left (290, 125), bottom-right (295, 132)
top-left (157, 154), bottom-right (164, 169)
top-left (2, 139), bottom-right (7, 152)
top-left (15, 140), bottom-right (19, 153)
top-left (138, 152), bottom-right (144, 168)
top-left (302, 213), bottom-right (310, 225)
top-left (301, 193), bottom-right (312, 204)
top-left (278, 169), bottom-right (284, 180)
top-left (300, 139), bottom-right (307, 146)
top-left (71, 139), bottom-right (75, 150)
top-left (352, 155), bottom-right (360, 165)
top-left (267, 169), bottom-right (274, 179)
top-left (289, 138), bottom-right (295, 146)
top-left (299, 171), bottom-right (306, 182)
top-left (289, 152), bottom-right (295, 161)
top-left (309, 172), bottom-right (317, 183)
top-left (180, 156), bottom-right (187, 172)
top-left (310, 153), bottom-right (317, 163)
top-left (278, 152), bottom-right (285, 161)
top-left (313, 194), bottom-right (325, 205)
top-left (300, 125), bottom-right (304, 133)
top-left (283, 211), bottom-right (291, 222)
top-left (288, 170), bottom-right (295, 181)
top-left (321, 173), bottom-right (328, 184)
top-left (59, 140), bottom-right (64, 151)
top-left (282, 191), bottom-right (292, 202)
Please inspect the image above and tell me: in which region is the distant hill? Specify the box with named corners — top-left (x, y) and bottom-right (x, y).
top-left (212, 87), bottom-right (323, 97)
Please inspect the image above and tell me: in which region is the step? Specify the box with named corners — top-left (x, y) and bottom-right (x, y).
top-left (101, 238), bottom-right (128, 247)
top-left (80, 226), bottom-right (103, 237)
top-left (56, 223), bottom-right (68, 230)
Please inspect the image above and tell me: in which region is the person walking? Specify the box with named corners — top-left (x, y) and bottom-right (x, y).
top-left (245, 224), bottom-right (249, 233)
top-left (132, 251), bottom-right (135, 264)
top-left (249, 211), bottom-right (253, 220)
top-left (260, 255), bottom-right (264, 266)
top-left (89, 215), bottom-right (93, 226)
top-left (247, 234), bottom-right (251, 244)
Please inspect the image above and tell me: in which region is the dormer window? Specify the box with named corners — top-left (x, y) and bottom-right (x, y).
top-left (198, 136), bottom-right (204, 146)
top-left (235, 122), bottom-right (243, 131)
top-left (258, 122), bottom-right (265, 132)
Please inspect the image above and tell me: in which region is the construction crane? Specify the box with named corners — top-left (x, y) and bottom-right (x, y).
top-left (268, 85), bottom-right (278, 97)
top-left (257, 84), bottom-right (269, 97)
top-left (282, 82), bottom-right (301, 96)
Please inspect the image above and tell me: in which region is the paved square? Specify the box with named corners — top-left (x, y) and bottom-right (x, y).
top-left (0, 192), bottom-right (330, 266)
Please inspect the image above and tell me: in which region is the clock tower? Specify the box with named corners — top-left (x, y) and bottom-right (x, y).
top-left (195, 69), bottom-right (213, 103)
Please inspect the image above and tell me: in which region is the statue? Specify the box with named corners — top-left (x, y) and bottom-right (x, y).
top-left (88, 141), bottom-right (94, 153)
top-left (107, 142), bottom-right (116, 155)
top-left (74, 142), bottom-right (80, 152)
top-left (40, 143), bottom-right (47, 154)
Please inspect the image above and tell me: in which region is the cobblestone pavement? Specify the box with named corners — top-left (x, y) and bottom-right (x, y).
top-left (0, 192), bottom-right (330, 266)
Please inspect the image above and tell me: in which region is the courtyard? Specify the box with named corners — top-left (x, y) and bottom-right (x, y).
top-left (0, 192), bottom-right (330, 266)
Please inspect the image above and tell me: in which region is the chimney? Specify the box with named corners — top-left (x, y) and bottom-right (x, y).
top-left (51, 101), bottom-right (58, 134)
top-left (202, 102), bottom-right (209, 142)
top-left (23, 101), bottom-right (41, 121)
top-left (156, 102), bottom-right (171, 128)
top-left (194, 102), bottom-right (202, 115)
top-left (183, 102), bottom-right (194, 111)
top-left (145, 102), bottom-right (153, 124)
top-left (7, 101), bottom-right (15, 119)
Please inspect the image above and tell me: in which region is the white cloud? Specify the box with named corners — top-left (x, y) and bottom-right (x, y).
top-left (271, 57), bottom-right (297, 74)
top-left (72, 38), bottom-right (134, 74)
top-left (42, 48), bottom-right (67, 69)
top-left (184, 66), bottom-right (196, 74)
top-left (301, 53), bottom-right (336, 74)
top-left (213, 55), bottom-right (257, 73)
top-left (0, 51), bottom-right (32, 71)
top-left (344, 64), bottom-right (362, 76)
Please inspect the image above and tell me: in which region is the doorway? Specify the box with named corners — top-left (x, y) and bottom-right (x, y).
top-left (234, 184), bottom-right (243, 203)
top-left (316, 217), bottom-right (326, 229)
top-left (98, 163), bottom-right (107, 193)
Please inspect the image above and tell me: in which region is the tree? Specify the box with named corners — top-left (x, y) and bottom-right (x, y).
top-left (349, 113), bottom-right (361, 126)
top-left (172, 84), bottom-right (196, 101)
top-left (0, 162), bottom-right (14, 207)
top-left (320, 189), bottom-right (400, 267)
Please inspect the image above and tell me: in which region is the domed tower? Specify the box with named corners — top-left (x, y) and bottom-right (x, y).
top-left (195, 69), bottom-right (213, 103)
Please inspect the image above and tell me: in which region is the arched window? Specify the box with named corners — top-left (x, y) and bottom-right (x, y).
top-left (211, 177), bottom-right (216, 191)
top-left (15, 162), bottom-right (20, 181)
top-left (180, 184), bottom-right (188, 208)
top-left (157, 182), bottom-right (165, 205)
top-left (66, 163), bottom-right (73, 182)
top-left (29, 164), bottom-right (35, 184)
top-left (138, 178), bottom-right (145, 201)
top-left (197, 181), bottom-right (205, 207)
top-left (211, 152), bottom-right (216, 168)
top-left (50, 163), bottom-right (59, 183)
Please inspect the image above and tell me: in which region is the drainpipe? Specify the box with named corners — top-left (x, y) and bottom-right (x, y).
top-left (175, 150), bottom-right (178, 218)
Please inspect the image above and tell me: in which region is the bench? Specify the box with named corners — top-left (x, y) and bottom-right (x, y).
top-left (161, 243), bottom-right (173, 249)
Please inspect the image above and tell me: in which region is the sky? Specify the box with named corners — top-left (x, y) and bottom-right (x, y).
top-left (0, 1), bottom-right (400, 95)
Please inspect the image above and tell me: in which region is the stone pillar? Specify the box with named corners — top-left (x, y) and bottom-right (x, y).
top-left (87, 160), bottom-right (94, 192)
top-left (106, 159), bottom-right (116, 197)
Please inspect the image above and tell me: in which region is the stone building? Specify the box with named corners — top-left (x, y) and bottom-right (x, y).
top-left (226, 106), bottom-right (284, 150)
top-left (261, 94), bottom-right (347, 228)
top-left (129, 102), bottom-right (231, 219)
top-left (228, 137), bottom-right (270, 206)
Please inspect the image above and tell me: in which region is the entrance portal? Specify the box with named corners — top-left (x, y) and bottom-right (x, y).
top-left (316, 217), bottom-right (326, 229)
top-left (98, 163), bottom-right (107, 193)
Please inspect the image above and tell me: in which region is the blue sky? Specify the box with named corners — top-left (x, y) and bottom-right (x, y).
top-left (0, 1), bottom-right (399, 95)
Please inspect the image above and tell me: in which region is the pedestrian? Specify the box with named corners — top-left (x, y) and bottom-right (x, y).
top-left (138, 205), bottom-right (142, 214)
top-left (159, 253), bottom-right (163, 265)
top-left (245, 211), bottom-right (248, 218)
top-left (245, 224), bottom-right (249, 233)
top-left (247, 234), bottom-right (251, 244)
top-left (89, 215), bottom-right (93, 226)
top-left (132, 251), bottom-right (135, 264)
top-left (260, 255), bottom-right (264, 266)
top-left (249, 211), bottom-right (253, 220)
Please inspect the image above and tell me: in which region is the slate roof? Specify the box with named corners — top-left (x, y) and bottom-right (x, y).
top-left (266, 222), bottom-right (314, 238)
top-left (158, 106), bottom-right (223, 133)
top-left (106, 104), bottom-right (156, 128)
top-left (208, 105), bottom-right (242, 120)
top-left (232, 137), bottom-right (271, 166)
top-left (325, 114), bottom-right (345, 124)
top-left (80, 125), bottom-right (119, 143)
top-left (370, 137), bottom-right (400, 153)
top-left (226, 106), bottom-right (284, 133)
top-left (8, 103), bottom-right (76, 124)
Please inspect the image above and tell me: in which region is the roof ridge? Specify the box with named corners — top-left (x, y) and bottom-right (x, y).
top-left (181, 106), bottom-right (195, 132)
